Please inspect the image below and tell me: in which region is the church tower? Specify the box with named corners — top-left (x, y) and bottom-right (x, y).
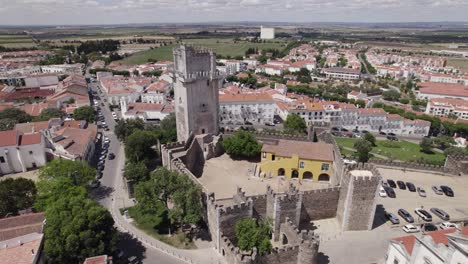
top-left (173, 45), bottom-right (221, 142)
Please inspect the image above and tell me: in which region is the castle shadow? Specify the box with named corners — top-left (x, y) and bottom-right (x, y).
top-left (316, 252), bottom-right (330, 264)
top-left (372, 204), bottom-right (387, 230)
top-left (114, 232), bottom-right (146, 264)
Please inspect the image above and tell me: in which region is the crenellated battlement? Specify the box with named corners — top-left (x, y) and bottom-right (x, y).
top-left (219, 200), bottom-right (252, 217)
top-left (302, 187), bottom-right (341, 196)
top-left (162, 141), bottom-right (186, 150)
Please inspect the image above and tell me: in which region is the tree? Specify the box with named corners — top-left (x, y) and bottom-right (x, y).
top-left (432, 136), bottom-right (455, 150)
top-left (382, 90), bottom-right (401, 101)
top-left (73, 106), bottom-right (95, 123)
top-left (355, 99), bottom-right (366, 108)
top-left (39, 159), bottom-right (95, 187)
top-left (235, 218), bottom-right (272, 254)
top-left (354, 139), bottom-right (373, 162)
top-left (0, 108), bottom-right (32, 124)
top-left (222, 131), bottom-right (262, 159)
top-left (125, 130), bottom-right (158, 162)
top-left (114, 118), bottom-right (145, 141)
top-left (363, 133), bottom-right (376, 146)
top-left (0, 118), bottom-right (17, 131)
top-left (35, 108), bottom-right (66, 121)
top-left (443, 146), bottom-right (467, 157)
top-left (43, 194), bottom-right (118, 263)
top-left (420, 138), bottom-right (433, 154)
top-left (0, 178), bottom-right (37, 217)
top-left (134, 168), bottom-right (203, 227)
top-left (284, 114), bottom-right (307, 134)
top-left (124, 161), bottom-right (149, 182)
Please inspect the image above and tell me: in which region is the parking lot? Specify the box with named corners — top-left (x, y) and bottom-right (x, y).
top-left (377, 167), bottom-right (468, 226)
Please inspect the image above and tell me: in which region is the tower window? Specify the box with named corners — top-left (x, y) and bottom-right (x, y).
top-left (207, 80), bottom-right (210, 86)
top-left (179, 97), bottom-right (182, 103)
top-left (200, 103), bottom-right (208, 112)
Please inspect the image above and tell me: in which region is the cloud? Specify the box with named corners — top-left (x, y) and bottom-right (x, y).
top-left (0, 0), bottom-right (466, 24)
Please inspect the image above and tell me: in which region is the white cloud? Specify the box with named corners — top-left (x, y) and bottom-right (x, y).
top-left (0, 0), bottom-right (466, 24)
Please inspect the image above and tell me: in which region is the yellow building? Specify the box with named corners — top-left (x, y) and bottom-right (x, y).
top-left (259, 139), bottom-right (334, 182)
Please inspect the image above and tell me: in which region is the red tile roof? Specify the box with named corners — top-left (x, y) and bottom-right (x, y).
top-left (0, 213), bottom-right (45, 241)
top-left (19, 133), bottom-right (42, 146)
top-left (419, 82), bottom-right (468, 98)
top-left (219, 93), bottom-right (274, 103)
top-left (262, 140), bottom-right (334, 162)
top-left (83, 255), bottom-right (108, 264)
top-left (0, 130), bottom-right (18, 147)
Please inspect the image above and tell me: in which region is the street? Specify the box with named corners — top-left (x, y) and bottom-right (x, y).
top-left (87, 79), bottom-right (186, 264)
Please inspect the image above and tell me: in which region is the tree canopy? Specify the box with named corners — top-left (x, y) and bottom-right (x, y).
top-left (0, 178), bottom-right (37, 217)
top-left (124, 161), bottom-right (150, 183)
top-left (114, 118), bottom-right (145, 141)
top-left (223, 131), bottom-right (261, 159)
top-left (134, 168), bottom-right (203, 229)
top-left (354, 138), bottom-right (373, 162)
top-left (363, 133), bottom-right (376, 146)
top-left (420, 138), bottom-right (433, 154)
top-left (235, 218), bottom-right (272, 254)
top-left (382, 90), bottom-right (401, 101)
top-left (39, 159), bottom-right (95, 187)
top-left (284, 114), bottom-right (307, 134)
top-left (34, 108), bottom-right (66, 121)
top-left (0, 108), bottom-right (33, 130)
top-left (125, 130), bottom-right (158, 163)
top-left (73, 106), bottom-right (96, 123)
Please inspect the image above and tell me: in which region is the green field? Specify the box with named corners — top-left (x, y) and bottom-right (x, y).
top-left (447, 58), bottom-right (468, 71)
top-left (119, 45), bottom-right (176, 64)
top-left (0, 35), bottom-right (35, 47)
top-left (335, 137), bottom-right (446, 165)
top-left (119, 38), bottom-right (289, 65)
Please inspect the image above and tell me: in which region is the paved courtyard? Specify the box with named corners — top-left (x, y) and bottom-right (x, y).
top-left (199, 154), bottom-right (331, 199)
top-left (318, 167), bottom-right (468, 264)
top-left (0, 169), bottom-right (39, 182)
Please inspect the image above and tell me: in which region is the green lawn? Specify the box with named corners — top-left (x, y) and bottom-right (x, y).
top-left (119, 45), bottom-right (175, 65)
top-left (119, 38), bottom-right (289, 65)
top-left (335, 137), bottom-right (446, 165)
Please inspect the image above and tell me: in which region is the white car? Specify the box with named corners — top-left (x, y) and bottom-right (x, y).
top-left (104, 138), bottom-right (110, 144)
top-left (439, 222), bottom-right (458, 230)
top-left (343, 159), bottom-right (357, 165)
top-left (403, 224), bottom-right (420, 233)
top-left (415, 208), bottom-right (432, 222)
top-left (379, 186), bottom-right (387, 197)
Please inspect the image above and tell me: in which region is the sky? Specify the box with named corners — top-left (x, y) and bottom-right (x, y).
top-left (0, 0), bottom-right (467, 25)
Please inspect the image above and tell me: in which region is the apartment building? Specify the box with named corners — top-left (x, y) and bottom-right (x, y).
top-left (322, 67), bottom-right (361, 80)
top-left (219, 93), bottom-right (276, 126)
top-left (426, 98), bottom-right (468, 120)
top-left (141, 79), bottom-right (171, 104)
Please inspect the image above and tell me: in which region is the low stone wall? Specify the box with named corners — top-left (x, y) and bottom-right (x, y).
top-left (445, 154), bottom-right (468, 176)
top-left (370, 159), bottom-right (452, 174)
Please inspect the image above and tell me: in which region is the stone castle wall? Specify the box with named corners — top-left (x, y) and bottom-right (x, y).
top-left (301, 187), bottom-right (341, 222)
top-left (444, 154), bottom-right (468, 176)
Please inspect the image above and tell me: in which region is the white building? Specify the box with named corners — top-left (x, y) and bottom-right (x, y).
top-left (0, 130), bottom-right (46, 174)
top-left (426, 98), bottom-right (468, 120)
top-left (322, 67), bottom-right (361, 80)
top-left (385, 227), bottom-right (468, 264)
top-left (219, 93), bottom-right (276, 126)
top-left (120, 99), bottom-right (174, 122)
top-left (260, 26), bottom-right (275, 40)
top-left (41, 63), bottom-right (84, 75)
top-left (141, 79), bottom-right (171, 104)
top-left (255, 64), bottom-right (285, 76)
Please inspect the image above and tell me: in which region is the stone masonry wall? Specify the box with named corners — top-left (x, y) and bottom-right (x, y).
top-left (218, 201), bottom-right (253, 244)
top-left (301, 187), bottom-right (341, 221)
top-left (445, 155), bottom-right (468, 175)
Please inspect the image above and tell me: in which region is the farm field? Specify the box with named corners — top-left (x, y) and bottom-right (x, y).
top-left (446, 58), bottom-right (468, 71)
top-left (334, 137), bottom-right (446, 165)
top-left (0, 35), bottom-right (36, 47)
top-left (119, 38), bottom-right (290, 64)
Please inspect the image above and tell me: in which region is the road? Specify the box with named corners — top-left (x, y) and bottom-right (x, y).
top-left (88, 81), bottom-right (186, 264)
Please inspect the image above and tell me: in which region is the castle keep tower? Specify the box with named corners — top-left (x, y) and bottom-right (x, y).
top-left (173, 45), bottom-right (221, 142)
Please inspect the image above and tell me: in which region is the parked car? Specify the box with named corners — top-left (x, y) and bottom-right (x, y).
top-left (439, 222), bottom-right (458, 230)
top-left (417, 187), bottom-right (427, 197)
top-left (430, 208), bottom-right (450, 221)
top-left (99, 155), bottom-right (106, 161)
top-left (385, 213), bottom-right (400, 224)
top-left (382, 181), bottom-right (389, 188)
top-left (421, 223), bottom-right (438, 232)
top-left (403, 224), bottom-right (420, 233)
top-left (432, 186), bottom-right (443, 195)
top-left (379, 131), bottom-right (387, 135)
top-left (384, 187), bottom-right (396, 198)
top-left (406, 182), bottom-right (416, 192)
top-left (440, 186), bottom-right (454, 197)
top-left (398, 209), bottom-right (414, 223)
top-left (96, 171), bottom-right (103, 179)
top-left (379, 187), bottom-right (387, 197)
top-left (108, 153), bottom-right (115, 160)
top-left (387, 179), bottom-right (396, 188)
top-left (397, 180), bottom-right (406, 190)
top-left (91, 180), bottom-right (100, 189)
top-left (415, 208), bottom-right (432, 221)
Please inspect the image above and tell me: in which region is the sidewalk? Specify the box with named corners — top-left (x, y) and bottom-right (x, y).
top-left (110, 145), bottom-right (224, 264)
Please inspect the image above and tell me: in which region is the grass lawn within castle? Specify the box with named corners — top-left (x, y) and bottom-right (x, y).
top-left (335, 137), bottom-right (446, 165)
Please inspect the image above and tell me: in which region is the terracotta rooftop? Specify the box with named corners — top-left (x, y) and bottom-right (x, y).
top-left (145, 80), bottom-right (170, 93)
top-left (0, 213), bottom-right (45, 242)
top-left (419, 82), bottom-right (468, 98)
top-left (358, 108), bottom-right (387, 115)
top-left (0, 233), bottom-right (44, 264)
top-left (219, 93), bottom-right (274, 103)
top-left (262, 139), bottom-right (334, 162)
top-left (392, 227), bottom-right (468, 256)
top-left (19, 133), bottom-right (42, 146)
top-left (83, 255), bottom-right (108, 264)
top-left (0, 130), bottom-right (18, 147)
